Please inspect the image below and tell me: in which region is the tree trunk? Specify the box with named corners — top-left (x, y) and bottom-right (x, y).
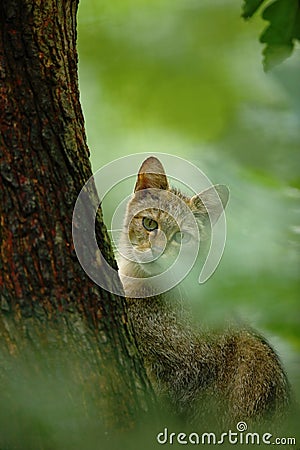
top-left (0, 1), bottom-right (154, 447)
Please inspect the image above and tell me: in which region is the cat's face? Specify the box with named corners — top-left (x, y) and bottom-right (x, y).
top-left (125, 194), bottom-right (198, 276)
top-left (119, 157), bottom-right (228, 278)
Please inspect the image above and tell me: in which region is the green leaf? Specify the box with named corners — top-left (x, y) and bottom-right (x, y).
top-left (262, 44), bottom-right (294, 71)
top-left (260, 0), bottom-right (298, 45)
top-left (242, 0), bottom-right (300, 70)
top-left (242, 0), bottom-right (266, 19)
top-left (259, 0), bottom-right (299, 70)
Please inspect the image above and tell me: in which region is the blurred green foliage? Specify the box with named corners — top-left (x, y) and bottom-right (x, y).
top-left (77, 0), bottom-right (300, 435)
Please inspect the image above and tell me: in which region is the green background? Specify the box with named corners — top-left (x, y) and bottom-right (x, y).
top-left (78, 0), bottom-right (300, 408)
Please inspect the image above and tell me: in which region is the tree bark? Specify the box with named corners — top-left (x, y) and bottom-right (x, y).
top-left (0, 0), bottom-right (154, 447)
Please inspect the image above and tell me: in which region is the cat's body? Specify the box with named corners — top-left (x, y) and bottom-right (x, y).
top-left (118, 157), bottom-right (289, 427)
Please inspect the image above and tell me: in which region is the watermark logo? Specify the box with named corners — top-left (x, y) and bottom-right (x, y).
top-left (72, 153), bottom-right (227, 297)
top-left (236, 421), bottom-right (248, 432)
top-left (156, 422), bottom-right (296, 446)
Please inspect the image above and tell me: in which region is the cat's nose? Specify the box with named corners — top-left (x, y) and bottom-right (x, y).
top-left (151, 244), bottom-right (165, 259)
top-left (149, 230), bottom-right (167, 259)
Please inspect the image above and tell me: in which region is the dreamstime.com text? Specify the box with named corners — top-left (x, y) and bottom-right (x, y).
top-left (156, 422), bottom-right (296, 446)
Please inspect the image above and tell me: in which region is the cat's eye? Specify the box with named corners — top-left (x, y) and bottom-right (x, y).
top-left (142, 217), bottom-right (158, 232)
top-left (173, 232), bottom-right (191, 244)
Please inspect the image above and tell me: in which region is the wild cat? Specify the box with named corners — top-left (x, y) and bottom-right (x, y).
top-left (117, 156), bottom-right (289, 427)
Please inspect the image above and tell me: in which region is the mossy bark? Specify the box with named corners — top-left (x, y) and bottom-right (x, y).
top-left (0, 0), bottom-right (154, 445)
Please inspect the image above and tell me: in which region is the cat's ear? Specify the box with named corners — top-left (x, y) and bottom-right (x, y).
top-left (134, 157), bottom-right (169, 192)
top-left (190, 184), bottom-right (229, 225)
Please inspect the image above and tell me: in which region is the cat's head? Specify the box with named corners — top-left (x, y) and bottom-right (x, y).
top-left (119, 157), bottom-right (229, 278)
